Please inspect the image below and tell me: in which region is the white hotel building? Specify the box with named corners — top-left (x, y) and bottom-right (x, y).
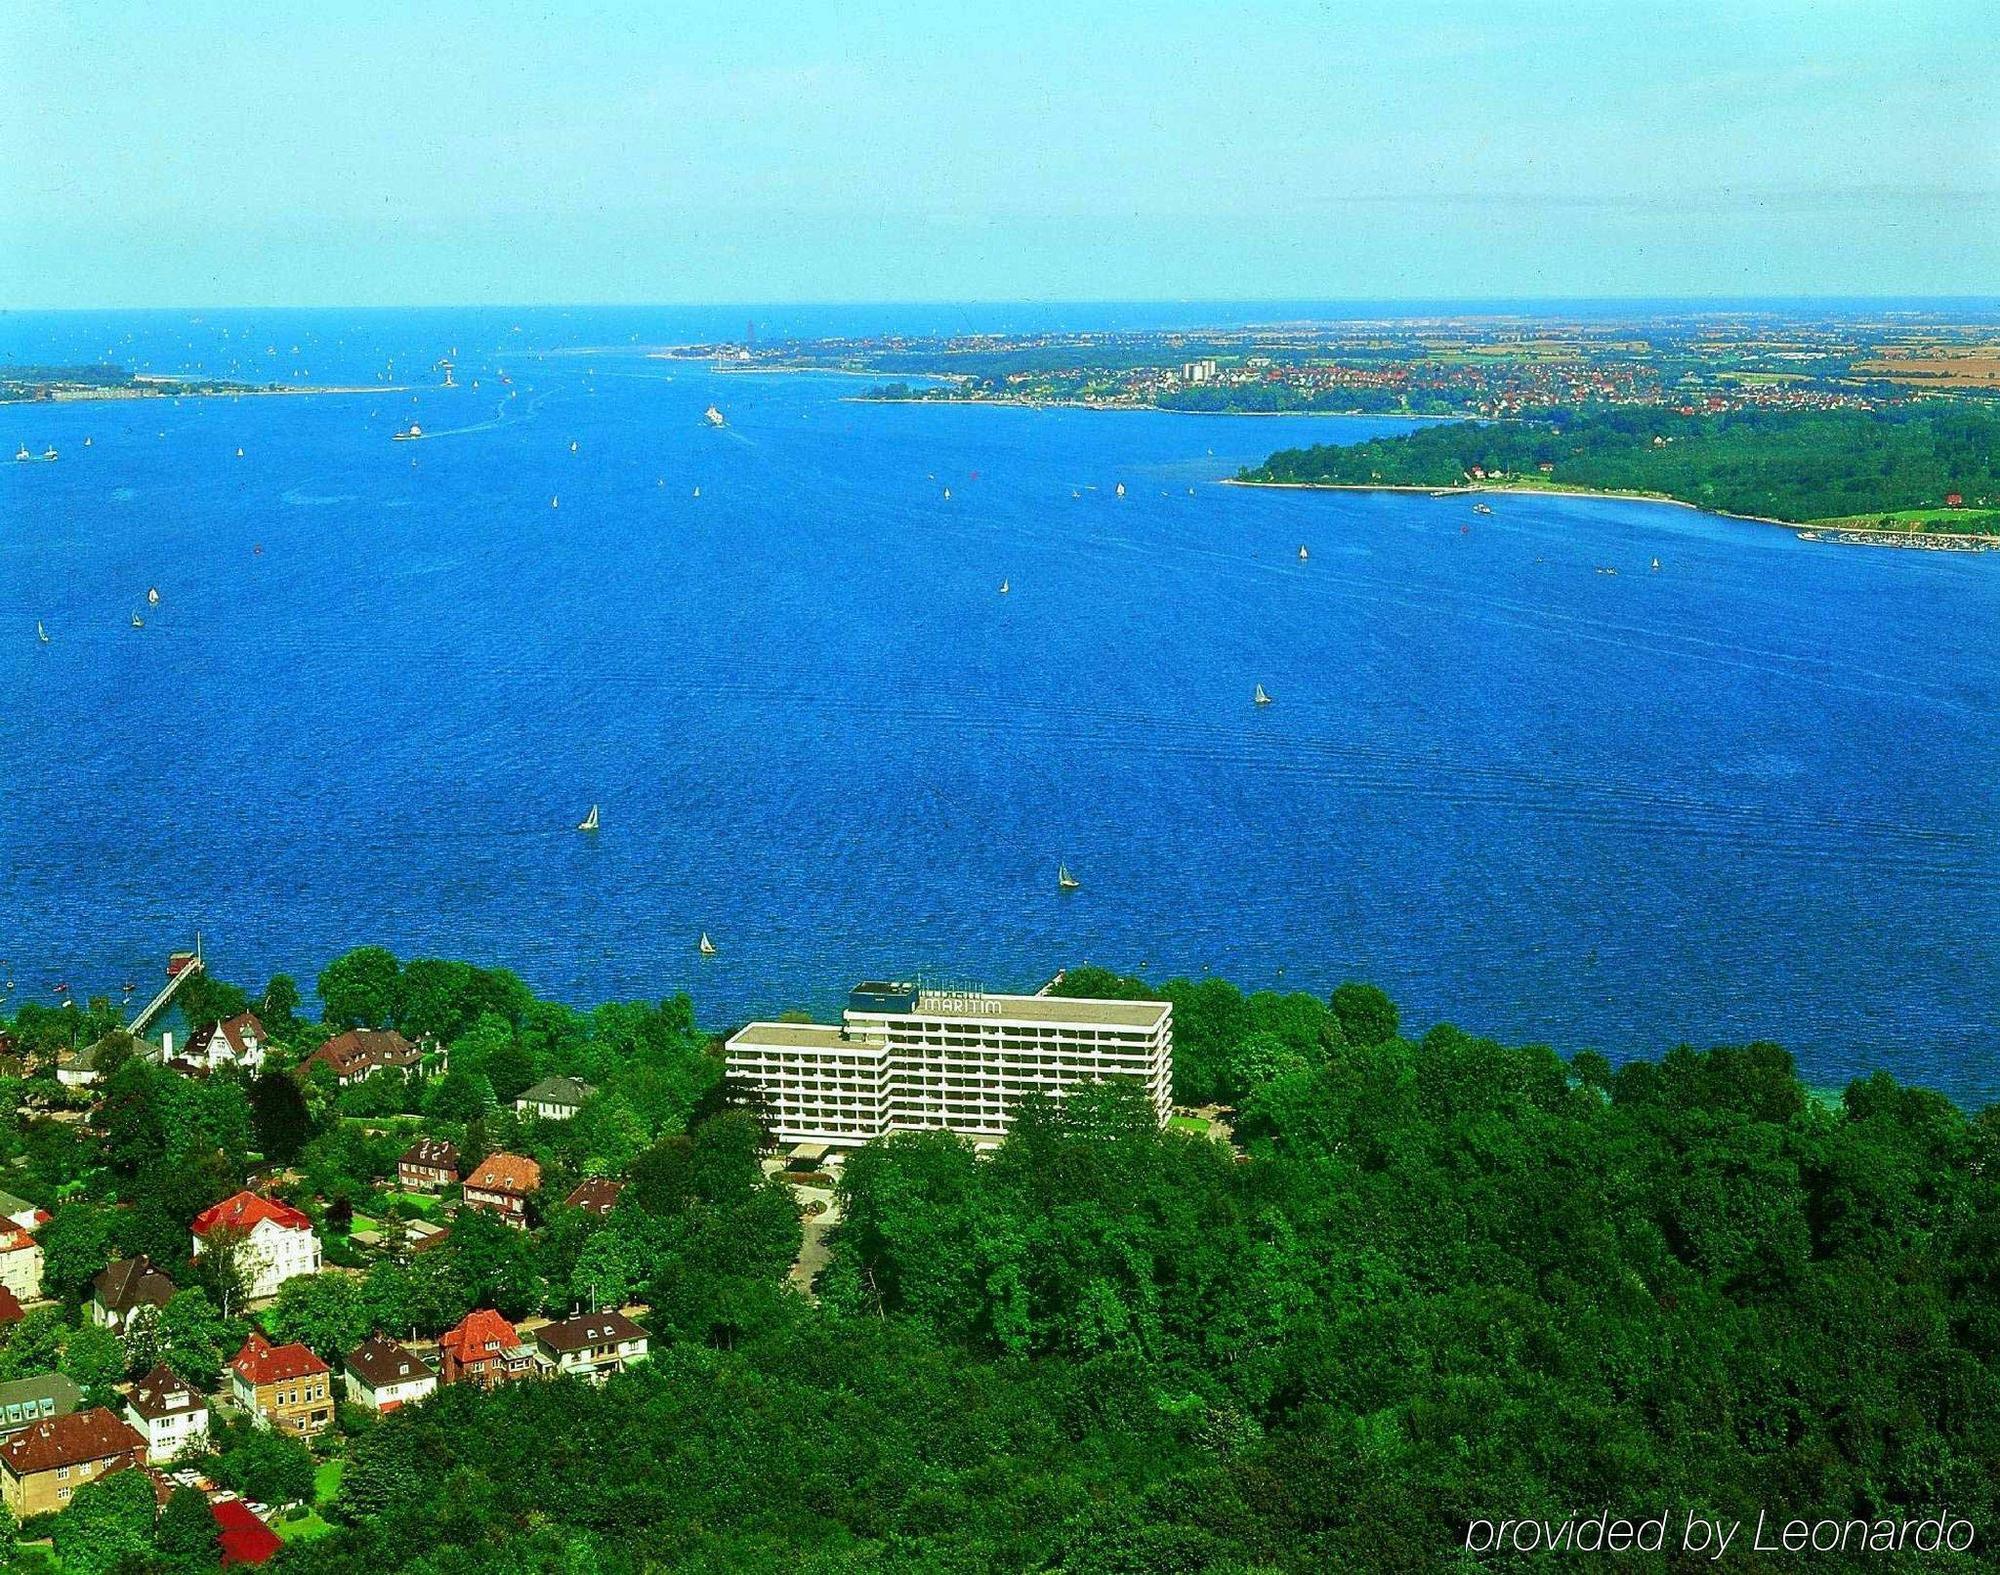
top-left (725, 982), bottom-right (1173, 1146)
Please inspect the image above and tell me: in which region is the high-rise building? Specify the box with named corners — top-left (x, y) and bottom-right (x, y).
top-left (726, 982), bottom-right (1173, 1146)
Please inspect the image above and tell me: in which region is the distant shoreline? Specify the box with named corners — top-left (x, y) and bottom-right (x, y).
top-left (1222, 478), bottom-right (2000, 551)
top-left (2, 383), bottom-right (402, 406)
top-left (844, 394), bottom-right (1468, 420)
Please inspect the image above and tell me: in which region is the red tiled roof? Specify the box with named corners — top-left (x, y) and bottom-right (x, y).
top-left (0, 1286), bottom-right (22, 1325)
top-left (305, 1029), bottom-right (418, 1080)
top-left (564, 1178), bottom-right (624, 1216)
top-left (0, 1407), bottom-right (144, 1474)
top-left (464, 1153), bottom-right (541, 1195)
top-left (439, 1308), bottom-right (520, 1360)
top-left (214, 1498), bottom-right (283, 1565)
top-left (231, 1331), bottom-right (328, 1385)
top-left (186, 1011), bottom-right (268, 1063)
top-left (192, 1192), bottom-right (313, 1237)
top-left (0, 1226), bottom-right (34, 1257)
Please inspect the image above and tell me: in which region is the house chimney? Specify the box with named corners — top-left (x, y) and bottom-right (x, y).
top-left (161, 1031), bottom-right (174, 1058)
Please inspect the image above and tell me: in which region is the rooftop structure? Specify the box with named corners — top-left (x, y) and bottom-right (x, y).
top-left (726, 982), bottom-right (1172, 1146)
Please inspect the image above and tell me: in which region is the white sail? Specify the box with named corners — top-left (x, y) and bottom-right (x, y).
top-left (1115, 482), bottom-right (1126, 497)
top-left (147, 587), bottom-right (160, 606)
top-left (699, 932), bottom-right (717, 955)
top-left (1058, 863), bottom-right (1080, 891)
top-left (36, 622), bottom-right (47, 643)
top-left (999, 580), bottom-right (1009, 594)
top-left (1254, 684), bottom-right (1272, 705)
top-left (577, 804), bottom-right (599, 832)
top-left (1298, 545), bottom-right (1309, 561)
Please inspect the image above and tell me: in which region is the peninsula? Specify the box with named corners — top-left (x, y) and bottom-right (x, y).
top-left (1239, 402), bottom-right (2000, 543)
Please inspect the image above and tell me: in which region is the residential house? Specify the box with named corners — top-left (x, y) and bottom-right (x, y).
top-left (191, 1193), bottom-right (321, 1302)
top-left (182, 1011), bottom-right (270, 1075)
top-left (398, 1137), bottom-right (459, 1191)
top-left (124, 1364), bottom-right (209, 1463)
top-left (0, 1374), bottom-right (81, 1436)
top-left (532, 1310), bottom-right (650, 1383)
top-left (343, 1335), bottom-right (436, 1413)
top-left (0, 1408), bottom-right (146, 1518)
top-left (0, 1190), bottom-right (49, 1234)
top-left (515, 1075), bottom-right (592, 1120)
top-left (229, 1332), bottom-right (332, 1436)
top-left (437, 1309), bottom-right (535, 1389)
top-left (302, 1028), bottom-right (421, 1087)
top-left (0, 1227), bottom-right (42, 1305)
top-left (91, 1256), bottom-right (177, 1332)
top-left (563, 1178), bottom-right (624, 1218)
top-left (461, 1153), bottom-right (540, 1228)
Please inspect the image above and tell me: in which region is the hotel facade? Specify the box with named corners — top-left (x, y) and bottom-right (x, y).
top-left (725, 982), bottom-right (1173, 1146)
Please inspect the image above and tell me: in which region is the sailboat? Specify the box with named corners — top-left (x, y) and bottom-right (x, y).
top-left (36, 622), bottom-right (48, 644)
top-left (577, 804), bottom-right (599, 833)
top-left (1253, 684), bottom-right (1272, 706)
top-left (236, 447), bottom-right (245, 459)
top-left (942, 487), bottom-right (951, 501)
top-left (13, 446), bottom-right (30, 462)
top-left (146, 588), bottom-right (160, 606)
top-left (392, 423), bottom-right (423, 441)
top-left (130, 613), bottom-right (144, 629)
top-left (1114, 482), bottom-right (1126, 497)
top-left (83, 437), bottom-right (91, 447)
top-left (551, 495), bottom-right (559, 509)
top-left (698, 932), bottom-right (718, 956)
top-left (1650, 557), bottom-right (1661, 572)
top-left (692, 486), bottom-right (700, 498)
top-left (1057, 864), bottom-right (1081, 892)
top-left (569, 440), bottom-right (578, 453)
top-left (1298, 545), bottom-right (1309, 561)
top-left (998, 580), bottom-right (1010, 594)
top-left (705, 405), bottom-right (725, 427)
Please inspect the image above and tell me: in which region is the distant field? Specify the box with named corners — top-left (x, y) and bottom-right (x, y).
top-left (1855, 349), bottom-right (2000, 388)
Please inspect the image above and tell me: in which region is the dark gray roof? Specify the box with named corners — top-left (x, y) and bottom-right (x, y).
top-left (93, 1256), bottom-right (176, 1315)
top-left (518, 1075), bottom-right (593, 1106)
top-left (534, 1310), bottom-right (648, 1354)
top-left (0, 1373), bottom-right (82, 1433)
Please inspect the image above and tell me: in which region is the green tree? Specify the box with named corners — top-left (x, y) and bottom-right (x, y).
top-left (61, 1322), bottom-right (128, 1400)
top-left (317, 946), bottom-right (402, 1030)
top-left (157, 1290), bottom-right (230, 1387)
top-left (260, 973), bottom-right (302, 1032)
top-left (52, 1466), bottom-right (157, 1575)
top-left (156, 1484), bottom-right (217, 1565)
top-left (1330, 981), bottom-right (1400, 1047)
top-left (249, 1071), bottom-right (314, 1162)
top-left (267, 1271), bottom-right (369, 1360)
top-left (38, 1201), bottom-right (117, 1301)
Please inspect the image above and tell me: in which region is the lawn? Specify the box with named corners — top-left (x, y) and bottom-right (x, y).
top-left (1168, 1115), bottom-right (1211, 1135)
top-left (275, 1459), bottom-right (345, 1544)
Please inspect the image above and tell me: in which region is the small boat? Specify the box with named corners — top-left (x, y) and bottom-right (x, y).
top-left (392, 423), bottom-right (424, 441)
top-left (235, 447), bottom-right (245, 458)
top-left (1472, 503), bottom-right (1493, 515)
top-left (569, 440), bottom-right (579, 453)
top-left (942, 487), bottom-right (951, 501)
top-left (999, 580), bottom-right (1010, 594)
top-left (704, 405), bottom-right (725, 427)
top-left (1428, 489), bottom-right (1455, 498)
top-left (692, 486), bottom-right (700, 498)
top-left (36, 622), bottom-right (48, 644)
top-left (1072, 489), bottom-right (1080, 499)
top-left (1297, 545), bottom-right (1309, 562)
top-left (1596, 566), bottom-right (1619, 576)
top-left (1115, 482), bottom-right (1126, 498)
top-left (1796, 530), bottom-right (1821, 541)
top-left (1253, 684), bottom-right (1272, 706)
top-left (577, 804), bottom-right (599, 833)
top-left (1057, 864), bottom-right (1081, 892)
top-left (40, 447), bottom-right (57, 462)
top-left (130, 613), bottom-right (144, 628)
top-left (83, 437), bottom-right (92, 447)
top-left (146, 588), bottom-right (160, 606)
top-left (1650, 557), bottom-right (1661, 572)
top-left (551, 495), bottom-right (559, 509)
top-left (1188, 487), bottom-right (1196, 496)
top-left (698, 932), bottom-right (718, 956)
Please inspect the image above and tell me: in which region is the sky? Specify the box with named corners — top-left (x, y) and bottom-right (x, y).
top-left (3, 0), bottom-right (1995, 307)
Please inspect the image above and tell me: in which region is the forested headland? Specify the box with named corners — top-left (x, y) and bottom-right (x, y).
top-left (1, 957), bottom-right (1996, 1572)
top-left (1240, 403), bottom-right (2000, 534)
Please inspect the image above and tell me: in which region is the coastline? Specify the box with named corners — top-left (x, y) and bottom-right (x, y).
top-left (842, 394), bottom-right (1468, 420)
top-left (1221, 478), bottom-right (2000, 551)
top-left (2, 383), bottom-right (405, 406)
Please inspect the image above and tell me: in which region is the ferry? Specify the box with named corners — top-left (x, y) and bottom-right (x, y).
top-left (392, 423), bottom-right (424, 442)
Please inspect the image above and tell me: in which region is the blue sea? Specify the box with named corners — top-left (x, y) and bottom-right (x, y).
top-left (2, 306), bottom-right (1996, 1104)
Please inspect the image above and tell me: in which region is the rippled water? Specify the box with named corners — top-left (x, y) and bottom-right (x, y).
top-left (2, 309), bottom-right (1995, 1103)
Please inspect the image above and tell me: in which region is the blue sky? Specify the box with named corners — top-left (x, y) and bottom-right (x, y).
top-left (3, 0), bottom-right (1993, 306)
